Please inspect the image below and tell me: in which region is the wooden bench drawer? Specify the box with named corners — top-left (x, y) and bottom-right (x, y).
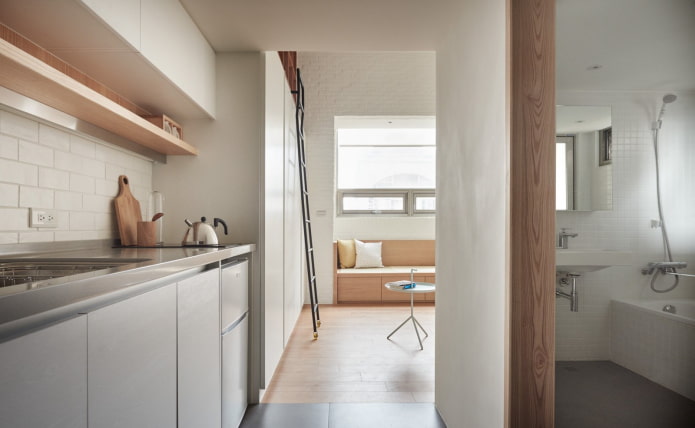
top-left (337, 276), bottom-right (382, 302)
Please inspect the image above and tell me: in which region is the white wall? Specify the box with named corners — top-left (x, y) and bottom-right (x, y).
top-left (434, 0), bottom-right (507, 426)
top-left (0, 106), bottom-right (152, 243)
top-left (153, 53), bottom-right (262, 246)
top-left (297, 52), bottom-right (436, 303)
top-left (555, 91), bottom-right (695, 361)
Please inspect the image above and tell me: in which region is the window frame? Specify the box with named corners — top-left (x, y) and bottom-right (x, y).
top-left (337, 189), bottom-right (436, 216)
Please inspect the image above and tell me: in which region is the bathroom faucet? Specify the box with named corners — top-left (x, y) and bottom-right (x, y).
top-left (558, 228), bottom-right (578, 249)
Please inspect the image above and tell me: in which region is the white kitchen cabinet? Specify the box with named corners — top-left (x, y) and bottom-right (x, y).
top-left (88, 284), bottom-right (177, 428)
top-left (79, 0), bottom-right (141, 49)
top-left (141, 0), bottom-right (216, 116)
top-left (222, 315), bottom-right (248, 428)
top-left (177, 268), bottom-right (221, 428)
top-left (0, 315), bottom-right (87, 428)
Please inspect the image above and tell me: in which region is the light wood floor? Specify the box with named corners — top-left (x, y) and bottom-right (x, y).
top-left (262, 303), bottom-right (435, 404)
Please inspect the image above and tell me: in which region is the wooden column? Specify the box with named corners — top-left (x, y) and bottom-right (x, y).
top-left (509, 0), bottom-right (556, 426)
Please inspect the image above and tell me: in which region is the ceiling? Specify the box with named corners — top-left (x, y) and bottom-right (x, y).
top-left (180, 0), bottom-right (695, 92)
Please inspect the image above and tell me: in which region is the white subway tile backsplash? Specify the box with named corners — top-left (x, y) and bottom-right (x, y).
top-left (0, 134), bottom-right (19, 159)
top-left (0, 232), bottom-right (18, 244)
top-left (0, 207), bottom-right (30, 231)
top-left (70, 212), bottom-right (95, 230)
top-left (0, 183), bottom-right (19, 207)
top-left (0, 158), bottom-right (38, 186)
top-left (39, 124), bottom-right (70, 151)
top-left (19, 140), bottom-right (53, 167)
top-left (70, 135), bottom-right (96, 158)
top-left (69, 173), bottom-right (95, 194)
top-left (19, 186), bottom-right (54, 209)
top-left (38, 168), bottom-right (70, 190)
top-left (0, 110), bottom-right (39, 142)
top-left (0, 105), bottom-right (153, 243)
top-left (55, 191), bottom-right (83, 210)
top-left (19, 231), bottom-right (55, 243)
top-left (95, 178), bottom-right (118, 197)
top-left (83, 194), bottom-right (112, 213)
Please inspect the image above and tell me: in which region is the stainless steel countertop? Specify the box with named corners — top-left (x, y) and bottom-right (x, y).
top-left (0, 241), bottom-right (255, 343)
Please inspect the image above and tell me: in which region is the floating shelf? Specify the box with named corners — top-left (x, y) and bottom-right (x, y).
top-left (0, 38), bottom-right (197, 156)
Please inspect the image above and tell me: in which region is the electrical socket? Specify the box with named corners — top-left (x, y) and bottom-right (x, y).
top-left (30, 208), bottom-right (59, 228)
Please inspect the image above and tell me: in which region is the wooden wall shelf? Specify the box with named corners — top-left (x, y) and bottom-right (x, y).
top-left (0, 38), bottom-right (197, 156)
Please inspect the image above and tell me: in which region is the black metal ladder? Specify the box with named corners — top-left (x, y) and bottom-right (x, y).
top-left (292, 68), bottom-right (321, 339)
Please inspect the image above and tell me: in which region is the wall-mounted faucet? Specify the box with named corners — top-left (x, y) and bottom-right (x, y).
top-left (558, 228), bottom-right (578, 249)
top-left (556, 273), bottom-right (580, 312)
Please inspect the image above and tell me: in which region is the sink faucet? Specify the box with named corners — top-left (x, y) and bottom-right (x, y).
top-left (558, 228), bottom-right (578, 249)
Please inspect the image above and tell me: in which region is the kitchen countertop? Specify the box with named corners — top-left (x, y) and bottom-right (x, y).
top-left (0, 240), bottom-right (255, 343)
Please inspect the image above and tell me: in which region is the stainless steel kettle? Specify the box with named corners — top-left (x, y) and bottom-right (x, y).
top-left (182, 217), bottom-right (228, 245)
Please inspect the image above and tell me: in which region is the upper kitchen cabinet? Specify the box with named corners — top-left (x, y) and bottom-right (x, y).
top-left (1, 0), bottom-right (216, 119)
top-left (80, 0), bottom-right (142, 50)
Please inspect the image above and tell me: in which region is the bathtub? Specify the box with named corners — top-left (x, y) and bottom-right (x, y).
top-left (611, 299), bottom-right (695, 401)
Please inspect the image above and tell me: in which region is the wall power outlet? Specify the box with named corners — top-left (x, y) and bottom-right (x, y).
top-left (30, 208), bottom-right (59, 228)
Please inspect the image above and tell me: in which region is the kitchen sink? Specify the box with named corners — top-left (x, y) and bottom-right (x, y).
top-left (0, 258), bottom-right (150, 288)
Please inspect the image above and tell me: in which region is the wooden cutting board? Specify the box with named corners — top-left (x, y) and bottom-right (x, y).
top-left (114, 175), bottom-right (142, 246)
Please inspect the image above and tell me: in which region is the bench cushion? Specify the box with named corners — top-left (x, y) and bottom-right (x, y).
top-left (338, 266), bottom-right (435, 275)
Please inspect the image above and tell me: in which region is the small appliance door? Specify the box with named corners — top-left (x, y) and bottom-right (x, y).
top-left (222, 313), bottom-right (248, 428)
top-left (221, 259), bottom-right (248, 328)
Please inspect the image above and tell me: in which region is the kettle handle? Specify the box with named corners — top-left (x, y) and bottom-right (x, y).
top-left (214, 218), bottom-right (228, 235)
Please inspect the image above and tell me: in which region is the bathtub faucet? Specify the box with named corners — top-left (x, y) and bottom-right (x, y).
top-left (556, 273), bottom-right (580, 312)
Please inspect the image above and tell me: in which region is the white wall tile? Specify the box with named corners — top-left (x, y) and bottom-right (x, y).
top-left (555, 91), bottom-right (695, 360)
top-left (0, 158), bottom-right (38, 186)
top-left (19, 140), bottom-right (53, 167)
top-left (0, 207), bottom-right (30, 231)
top-left (19, 231), bottom-right (55, 243)
top-left (55, 191), bottom-right (83, 210)
top-left (0, 183), bottom-right (19, 207)
top-left (69, 173), bottom-right (95, 194)
top-left (70, 135), bottom-right (96, 158)
top-left (0, 232), bottom-right (18, 244)
top-left (19, 186), bottom-right (54, 209)
top-left (39, 124), bottom-right (70, 151)
top-left (0, 105), bottom-right (153, 243)
top-left (0, 134), bottom-right (19, 159)
top-left (38, 168), bottom-right (70, 190)
top-left (0, 110), bottom-right (39, 142)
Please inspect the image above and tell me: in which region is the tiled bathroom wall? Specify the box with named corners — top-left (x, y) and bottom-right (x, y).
top-left (555, 91), bottom-right (695, 360)
top-left (0, 106), bottom-right (153, 244)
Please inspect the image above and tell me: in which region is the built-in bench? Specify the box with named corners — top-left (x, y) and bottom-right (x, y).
top-left (332, 240), bottom-right (436, 303)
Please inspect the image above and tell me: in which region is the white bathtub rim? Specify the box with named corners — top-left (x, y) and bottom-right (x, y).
top-left (612, 298), bottom-right (695, 326)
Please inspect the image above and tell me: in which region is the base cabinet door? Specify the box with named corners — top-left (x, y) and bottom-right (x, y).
top-left (0, 315), bottom-right (87, 428)
top-left (88, 284), bottom-right (177, 428)
top-left (178, 269), bottom-right (221, 428)
top-left (222, 315), bottom-right (248, 428)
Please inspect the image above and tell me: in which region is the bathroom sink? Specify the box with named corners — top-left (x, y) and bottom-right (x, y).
top-left (556, 249), bottom-right (632, 273)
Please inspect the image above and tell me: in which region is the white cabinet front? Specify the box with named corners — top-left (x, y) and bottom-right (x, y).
top-left (88, 284), bottom-right (177, 428)
top-left (0, 315), bottom-right (88, 428)
top-left (177, 268), bottom-right (221, 428)
top-left (222, 315), bottom-right (248, 428)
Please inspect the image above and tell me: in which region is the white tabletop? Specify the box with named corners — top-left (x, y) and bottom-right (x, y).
top-left (384, 281), bottom-right (435, 294)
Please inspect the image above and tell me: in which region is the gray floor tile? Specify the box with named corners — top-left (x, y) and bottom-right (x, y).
top-left (240, 403), bottom-right (329, 428)
top-left (556, 361), bottom-right (695, 428)
top-left (328, 403), bottom-right (446, 428)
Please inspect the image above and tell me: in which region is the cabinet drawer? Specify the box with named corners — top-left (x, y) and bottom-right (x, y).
top-left (337, 276), bottom-right (381, 302)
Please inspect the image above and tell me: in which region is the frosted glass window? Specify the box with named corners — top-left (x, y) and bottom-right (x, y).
top-left (556, 142), bottom-right (568, 210)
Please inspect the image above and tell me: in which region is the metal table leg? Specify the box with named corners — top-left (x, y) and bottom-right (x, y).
top-left (387, 292), bottom-right (429, 350)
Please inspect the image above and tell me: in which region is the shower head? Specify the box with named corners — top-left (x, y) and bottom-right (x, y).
top-left (663, 94), bottom-right (677, 104)
top-left (655, 93), bottom-right (678, 127)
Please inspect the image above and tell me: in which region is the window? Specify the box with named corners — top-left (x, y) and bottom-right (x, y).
top-left (336, 116), bottom-right (436, 215)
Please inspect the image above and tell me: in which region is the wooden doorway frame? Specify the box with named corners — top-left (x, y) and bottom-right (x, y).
top-left (508, 0), bottom-right (556, 426)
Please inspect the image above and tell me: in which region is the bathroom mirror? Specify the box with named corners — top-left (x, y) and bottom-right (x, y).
top-left (556, 105), bottom-right (612, 211)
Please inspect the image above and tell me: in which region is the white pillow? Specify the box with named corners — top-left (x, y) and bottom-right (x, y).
top-left (354, 240), bottom-right (384, 268)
